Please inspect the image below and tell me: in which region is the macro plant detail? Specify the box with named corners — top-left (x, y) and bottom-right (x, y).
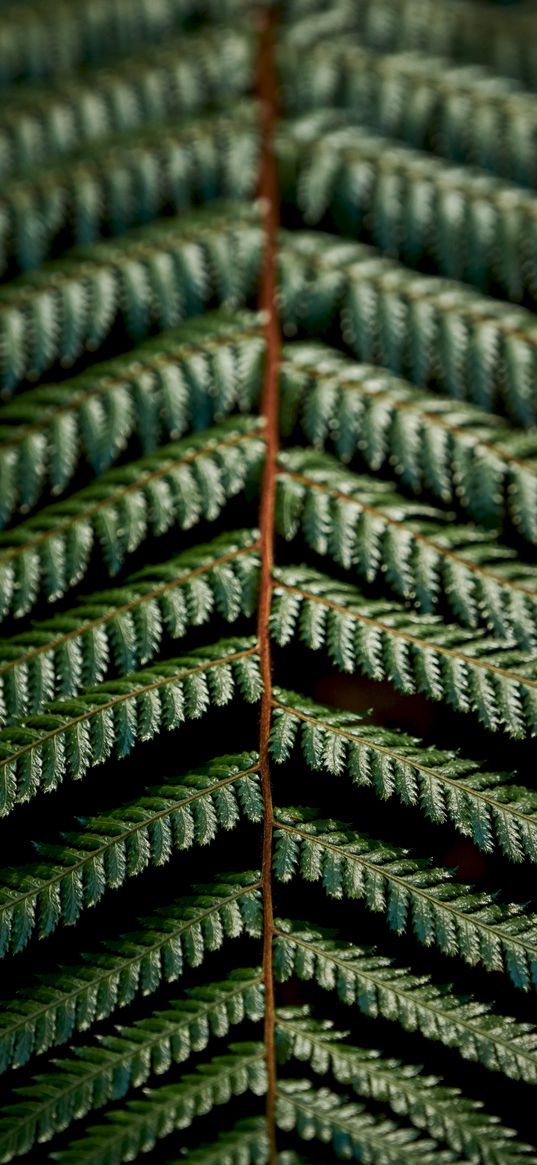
top-left (0, 2), bottom-right (537, 1164)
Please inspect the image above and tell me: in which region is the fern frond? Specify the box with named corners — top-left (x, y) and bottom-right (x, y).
top-left (282, 0), bottom-right (537, 88)
top-left (0, 311), bottom-right (265, 524)
top-left (271, 566), bottom-right (537, 738)
top-left (276, 1079), bottom-right (453, 1164)
top-left (0, 753), bottom-right (262, 955)
top-left (276, 447), bottom-right (537, 649)
top-left (279, 342), bottom-right (537, 542)
top-left (279, 231), bottom-right (537, 426)
top-left (274, 808), bottom-right (537, 990)
top-left (276, 1006), bottom-right (536, 1165)
top-left (0, 530), bottom-right (260, 722)
top-left (0, 970), bottom-right (263, 1160)
top-left (0, 104), bottom-right (259, 273)
top-left (277, 1155), bottom-right (312, 1165)
top-left (164, 1117), bottom-right (268, 1165)
top-left (0, 637), bottom-right (262, 816)
top-left (0, 0), bottom-right (247, 87)
top-left (274, 920), bottom-right (537, 1081)
top-left (52, 1044), bottom-right (267, 1165)
top-left (283, 114), bottom-right (537, 302)
top-left (271, 689), bottom-right (537, 864)
top-left (0, 419), bottom-right (264, 623)
top-left (0, 202), bottom-right (263, 397)
top-left (0, 28), bottom-right (253, 180)
top-left (0, 872), bottom-right (261, 1072)
top-left (278, 40), bottom-right (537, 188)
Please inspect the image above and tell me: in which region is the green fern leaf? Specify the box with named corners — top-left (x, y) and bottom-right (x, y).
top-left (271, 566), bottom-right (537, 738)
top-left (0, 420), bottom-right (263, 621)
top-left (277, 1078), bottom-right (454, 1164)
top-left (0, 530), bottom-right (260, 721)
top-left (279, 230), bottom-right (537, 425)
top-left (282, 0), bottom-right (537, 85)
top-left (0, 872), bottom-right (261, 1073)
top-left (0, 203), bottom-right (263, 396)
top-left (276, 1005), bottom-right (537, 1165)
top-left (277, 447), bottom-right (537, 647)
top-left (0, 3), bottom-right (249, 88)
top-left (0, 25), bottom-right (252, 178)
top-left (271, 689), bottom-right (537, 863)
top-left (0, 753), bottom-right (262, 954)
top-left (162, 1117), bottom-right (268, 1164)
top-left (0, 637), bottom-right (261, 815)
top-left (0, 105), bottom-right (259, 274)
top-left (283, 114), bottom-right (537, 301)
top-left (279, 341), bottom-right (537, 542)
top-left (0, 7), bottom-right (536, 1162)
top-left (0, 970), bottom-right (263, 1160)
top-left (51, 1045), bottom-right (267, 1165)
top-left (274, 919), bottom-right (537, 1082)
top-left (0, 311), bottom-right (264, 522)
top-left (274, 807), bottom-right (537, 989)
top-left (280, 37), bottom-right (537, 187)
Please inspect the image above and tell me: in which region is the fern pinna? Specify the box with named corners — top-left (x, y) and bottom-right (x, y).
top-left (1, 1), bottom-right (537, 1162)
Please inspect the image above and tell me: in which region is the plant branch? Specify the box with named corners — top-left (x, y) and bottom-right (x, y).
top-left (257, 8), bottom-right (280, 1162)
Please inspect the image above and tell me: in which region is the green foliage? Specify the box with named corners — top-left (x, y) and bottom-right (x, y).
top-left (0, 420), bottom-right (264, 622)
top-left (279, 36), bottom-right (537, 187)
top-left (0, 312), bottom-right (265, 523)
top-left (0, 753), bottom-right (262, 953)
top-left (271, 565), bottom-right (537, 738)
top-left (0, 27), bottom-right (253, 179)
top-left (0, 1), bottom-right (248, 87)
top-left (163, 1117), bottom-right (269, 1164)
top-left (0, 872), bottom-right (262, 1071)
top-left (274, 806), bottom-right (537, 989)
top-left (0, 970), bottom-right (264, 1160)
top-left (277, 1079), bottom-right (455, 1164)
top-left (279, 230), bottom-right (537, 426)
top-left (0, 531), bottom-right (260, 721)
top-left (276, 1006), bottom-right (536, 1165)
top-left (271, 689), bottom-right (537, 862)
top-left (0, 637), bottom-right (262, 815)
top-left (281, 0), bottom-right (537, 84)
top-left (1, 2), bottom-right (537, 1163)
top-left (0, 202), bottom-right (263, 396)
top-left (276, 447), bottom-right (537, 648)
top-left (0, 104), bottom-right (259, 274)
top-left (52, 1044), bottom-right (267, 1165)
top-left (274, 919), bottom-right (537, 1081)
top-left (281, 113), bottom-right (537, 301)
top-left (279, 342), bottom-right (537, 541)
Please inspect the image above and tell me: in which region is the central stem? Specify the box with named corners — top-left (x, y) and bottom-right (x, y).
top-left (256, 7), bottom-right (280, 1163)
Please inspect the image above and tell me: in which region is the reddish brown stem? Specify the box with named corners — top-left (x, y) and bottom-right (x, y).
top-left (256, 7), bottom-right (280, 1162)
